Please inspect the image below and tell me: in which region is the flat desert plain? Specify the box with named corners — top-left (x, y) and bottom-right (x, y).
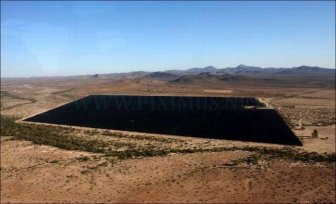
top-left (1, 75), bottom-right (335, 203)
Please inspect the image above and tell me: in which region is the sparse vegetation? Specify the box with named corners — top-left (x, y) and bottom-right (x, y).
top-left (51, 89), bottom-right (76, 100)
top-left (50, 159), bottom-right (60, 164)
top-left (0, 115), bottom-right (106, 153)
top-left (1, 91), bottom-right (37, 110)
top-left (1, 91), bottom-right (37, 103)
top-left (101, 130), bottom-right (176, 143)
top-left (77, 156), bottom-right (90, 161)
top-left (312, 129), bottom-right (319, 138)
top-left (1, 115), bottom-right (334, 163)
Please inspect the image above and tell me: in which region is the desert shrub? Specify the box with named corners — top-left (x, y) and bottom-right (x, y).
top-left (312, 129), bottom-right (319, 138)
top-left (0, 115), bottom-right (105, 153)
top-left (77, 156), bottom-right (90, 161)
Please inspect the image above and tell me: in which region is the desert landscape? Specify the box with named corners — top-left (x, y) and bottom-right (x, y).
top-left (1, 1), bottom-right (335, 203)
top-left (1, 65), bottom-right (335, 203)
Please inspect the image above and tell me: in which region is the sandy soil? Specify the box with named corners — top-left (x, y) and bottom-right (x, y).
top-left (295, 125), bottom-right (336, 153)
top-left (1, 138), bottom-right (335, 203)
top-left (202, 89), bottom-right (234, 94)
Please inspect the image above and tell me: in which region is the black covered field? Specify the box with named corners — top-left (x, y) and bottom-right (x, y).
top-left (24, 95), bottom-right (302, 146)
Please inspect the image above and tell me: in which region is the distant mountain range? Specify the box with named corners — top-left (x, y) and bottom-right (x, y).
top-left (163, 65), bottom-right (335, 76)
top-left (3, 65), bottom-right (333, 80)
top-left (75, 64), bottom-right (335, 84)
top-left (169, 72), bottom-right (247, 84)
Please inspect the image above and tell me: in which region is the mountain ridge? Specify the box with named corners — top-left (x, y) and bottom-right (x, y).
top-left (2, 65), bottom-right (334, 79)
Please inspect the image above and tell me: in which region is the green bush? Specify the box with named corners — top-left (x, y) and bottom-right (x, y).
top-left (312, 129), bottom-right (319, 138)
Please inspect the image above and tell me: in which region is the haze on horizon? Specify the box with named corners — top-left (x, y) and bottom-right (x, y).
top-left (1, 1), bottom-right (335, 78)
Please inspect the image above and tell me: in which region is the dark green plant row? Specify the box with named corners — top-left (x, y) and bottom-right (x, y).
top-left (1, 115), bottom-right (335, 163)
top-left (1, 115), bottom-right (106, 153)
top-left (103, 145), bottom-right (335, 163)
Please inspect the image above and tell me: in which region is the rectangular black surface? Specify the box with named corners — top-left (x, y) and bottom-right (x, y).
top-left (24, 95), bottom-right (302, 146)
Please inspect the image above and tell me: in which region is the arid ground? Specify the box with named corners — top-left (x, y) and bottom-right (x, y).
top-left (1, 75), bottom-right (335, 203)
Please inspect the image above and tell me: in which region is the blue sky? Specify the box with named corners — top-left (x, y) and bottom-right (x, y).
top-left (1, 1), bottom-right (335, 77)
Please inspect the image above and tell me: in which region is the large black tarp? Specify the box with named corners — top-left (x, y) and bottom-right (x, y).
top-left (24, 95), bottom-right (302, 146)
